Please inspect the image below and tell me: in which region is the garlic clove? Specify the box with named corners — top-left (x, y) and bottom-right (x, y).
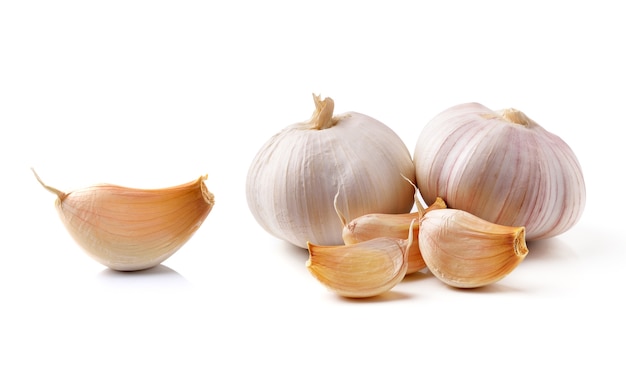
top-left (340, 197), bottom-right (446, 274)
top-left (33, 169), bottom-right (215, 271)
top-left (419, 208), bottom-right (528, 288)
top-left (306, 220), bottom-right (415, 298)
top-left (306, 238), bottom-right (409, 298)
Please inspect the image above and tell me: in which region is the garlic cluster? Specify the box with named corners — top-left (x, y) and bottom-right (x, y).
top-left (306, 194), bottom-right (527, 296)
top-left (304, 100), bottom-right (590, 296)
top-left (33, 169), bottom-right (215, 271)
top-left (413, 102), bottom-right (586, 240)
top-left (246, 94), bottom-right (416, 248)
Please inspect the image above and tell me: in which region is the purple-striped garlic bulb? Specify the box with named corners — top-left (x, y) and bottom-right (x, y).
top-left (413, 102), bottom-right (585, 240)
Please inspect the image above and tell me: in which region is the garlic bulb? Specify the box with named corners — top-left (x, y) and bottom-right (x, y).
top-left (413, 102), bottom-right (585, 240)
top-left (33, 169), bottom-right (215, 271)
top-left (247, 94), bottom-right (416, 248)
top-left (419, 208), bottom-right (528, 288)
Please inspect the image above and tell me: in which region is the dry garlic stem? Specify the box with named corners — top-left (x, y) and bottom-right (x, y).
top-left (496, 108), bottom-right (536, 127)
top-left (33, 169), bottom-right (215, 271)
top-left (306, 220), bottom-right (415, 298)
top-left (310, 93), bottom-right (337, 130)
top-left (419, 208), bottom-right (528, 288)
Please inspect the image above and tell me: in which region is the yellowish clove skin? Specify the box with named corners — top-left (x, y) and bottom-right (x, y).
top-left (341, 197), bottom-right (446, 274)
top-left (306, 220), bottom-right (415, 298)
top-left (32, 169), bottom-right (215, 271)
top-left (419, 208), bottom-right (528, 288)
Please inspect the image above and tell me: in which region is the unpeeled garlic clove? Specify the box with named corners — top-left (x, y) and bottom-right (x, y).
top-left (419, 208), bottom-right (528, 288)
top-left (306, 220), bottom-right (414, 298)
top-left (32, 169), bottom-right (215, 271)
top-left (340, 197), bottom-right (446, 274)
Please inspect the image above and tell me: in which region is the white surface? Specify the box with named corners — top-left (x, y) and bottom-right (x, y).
top-left (2, 1), bottom-right (624, 387)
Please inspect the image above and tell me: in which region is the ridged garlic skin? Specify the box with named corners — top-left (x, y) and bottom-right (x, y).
top-left (414, 102), bottom-right (586, 240)
top-left (247, 109), bottom-right (416, 248)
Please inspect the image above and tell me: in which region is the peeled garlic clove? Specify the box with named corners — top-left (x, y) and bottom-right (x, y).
top-left (419, 208), bottom-right (528, 288)
top-left (306, 220), bottom-right (414, 298)
top-left (246, 94), bottom-right (416, 248)
top-left (413, 102), bottom-right (585, 240)
top-left (341, 197), bottom-right (446, 274)
top-left (33, 169), bottom-right (215, 271)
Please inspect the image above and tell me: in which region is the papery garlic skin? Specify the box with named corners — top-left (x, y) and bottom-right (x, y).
top-left (413, 102), bottom-right (585, 240)
top-left (247, 95), bottom-right (416, 248)
top-left (34, 170), bottom-right (214, 271)
top-left (419, 208), bottom-right (528, 288)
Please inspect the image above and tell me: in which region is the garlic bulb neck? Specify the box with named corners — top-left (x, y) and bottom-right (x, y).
top-left (309, 94), bottom-right (337, 130)
top-left (497, 108), bottom-right (535, 127)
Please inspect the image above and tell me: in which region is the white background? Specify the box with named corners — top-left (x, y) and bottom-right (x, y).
top-left (2, 1), bottom-right (624, 387)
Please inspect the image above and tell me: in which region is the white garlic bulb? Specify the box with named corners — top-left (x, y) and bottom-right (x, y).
top-left (246, 94), bottom-right (416, 248)
top-left (413, 102), bottom-right (585, 240)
